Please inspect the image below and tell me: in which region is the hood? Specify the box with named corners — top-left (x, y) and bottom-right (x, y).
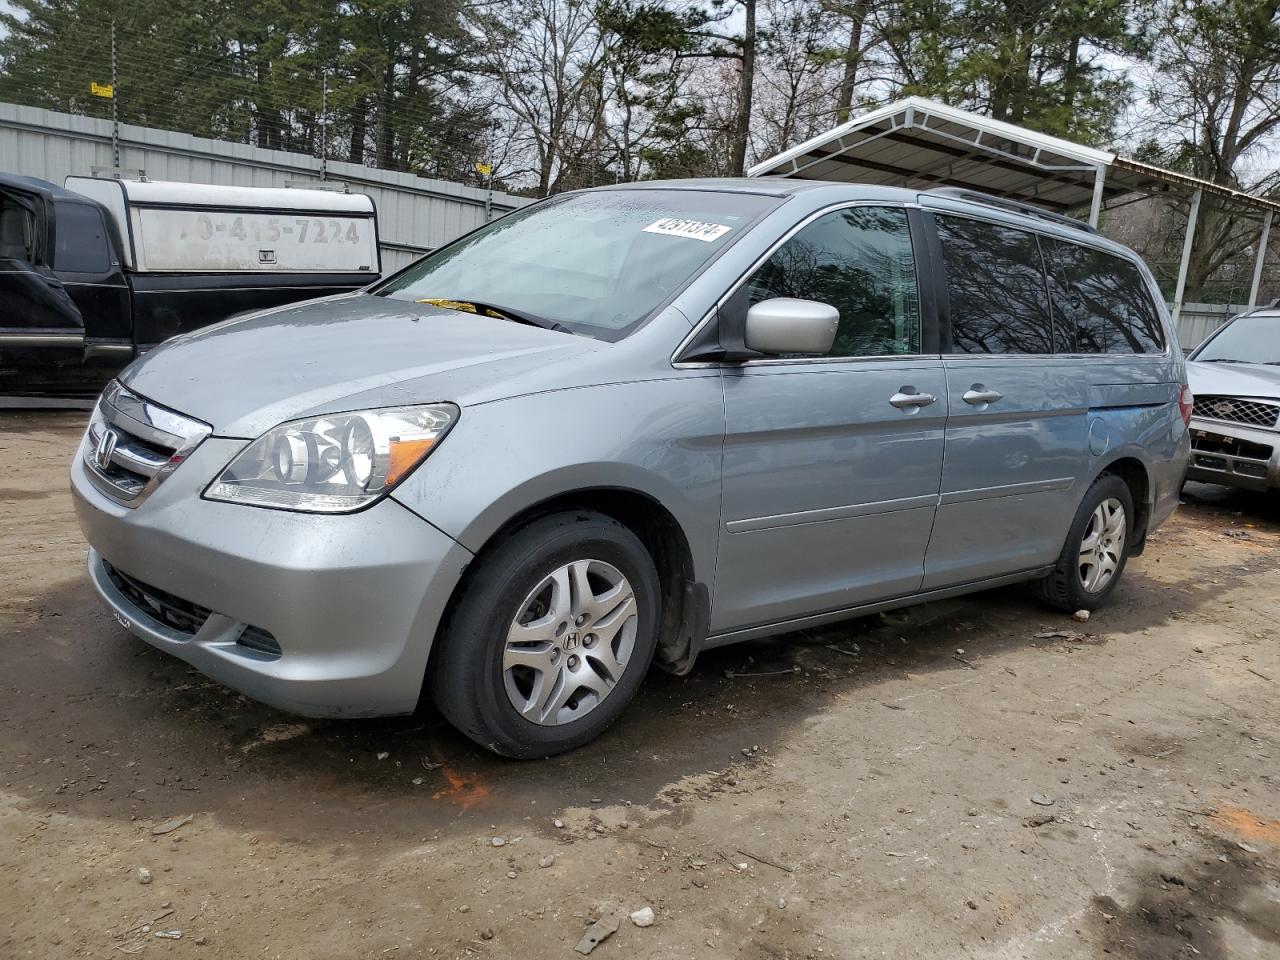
top-left (1186, 359), bottom-right (1280, 400)
top-left (121, 294), bottom-right (599, 437)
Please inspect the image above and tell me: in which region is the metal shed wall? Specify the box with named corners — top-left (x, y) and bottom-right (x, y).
top-left (1175, 303), bottom-right (1252, 351)
top-left (0, 102), bottom-right (531, 273)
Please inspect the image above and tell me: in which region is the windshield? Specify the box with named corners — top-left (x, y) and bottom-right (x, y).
top-left (375, 189), bottom-right (781, 339)
top-left (1194, 314), bottom-right (1280, 364)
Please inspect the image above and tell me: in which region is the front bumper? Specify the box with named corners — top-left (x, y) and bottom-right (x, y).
top-left (1185, 418), bottom-right (1280, 492)
top-left (71, 434), bottom-right (474, 717)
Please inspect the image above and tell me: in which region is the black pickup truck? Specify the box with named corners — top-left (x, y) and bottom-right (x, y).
top-left (0, 173), bottom-right (381, 395)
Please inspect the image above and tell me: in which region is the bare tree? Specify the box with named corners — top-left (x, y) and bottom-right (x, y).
top-left (479, 0), bottom-right (609, 196)
top-left (1138, 0), bottom-right (1280, 299)
top-left (595, 2), bottom-right (697, 181)
top-left (731, 0), bottom-right (759, 175)
top-left (753, 0), bottom-right (843, 157)
top-left (823, 0), bottom-right (876, 122)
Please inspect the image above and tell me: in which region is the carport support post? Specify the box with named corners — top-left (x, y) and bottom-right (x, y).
top-left (1088, 165), bottom-right (1106, 228)
top-left (1172, 189), bottom-right (1203, 326)
top-left (1247, 210), bottom-right (1273, 307)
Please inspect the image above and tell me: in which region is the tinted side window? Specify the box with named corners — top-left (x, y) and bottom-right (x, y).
top-left (745, 206), bottom-right (920, 357)
top-left (1048, 240), bottom-right (1164, 353)
top-left (0, 197), bottom-right (36, 263)
top-left (936, 215), bottom-right (1054, 354)
top-left (54, 203), bottom-right (111, 274)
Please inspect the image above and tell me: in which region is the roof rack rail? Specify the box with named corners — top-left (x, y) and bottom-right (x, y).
top-left (1240, 299), bottom-right (1280, 316)
top-left (923, 187), bottom-right (1098, 234)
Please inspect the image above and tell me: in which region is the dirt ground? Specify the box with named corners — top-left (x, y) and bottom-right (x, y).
top-left (2, 410), bottom-right (1279, 960)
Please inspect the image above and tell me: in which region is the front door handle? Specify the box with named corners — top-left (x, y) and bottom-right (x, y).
top-left (962, 385), bottom-right (1003, 405)
top-left (889, 387), bottom-right (937, 410)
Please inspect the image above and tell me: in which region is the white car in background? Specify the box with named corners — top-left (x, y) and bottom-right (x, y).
top-left (1185, 308), bottom-right (1280, 491)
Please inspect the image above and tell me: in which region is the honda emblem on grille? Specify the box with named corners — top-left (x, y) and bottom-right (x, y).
top-left (95, 428), bottom-right (119, 471)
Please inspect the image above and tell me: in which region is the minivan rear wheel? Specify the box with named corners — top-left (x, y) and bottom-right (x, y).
top-left (430, 511), bottom-right (660, 758)
top-left (1032, 474), bottom-right (1134, 612)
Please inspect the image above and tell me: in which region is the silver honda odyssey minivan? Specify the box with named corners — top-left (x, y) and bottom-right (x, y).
top-left (71, 179), bottom-right (1191, 757)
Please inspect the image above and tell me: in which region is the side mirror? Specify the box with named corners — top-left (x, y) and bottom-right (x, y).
top-left (744, 297), bottom-right (839, 356)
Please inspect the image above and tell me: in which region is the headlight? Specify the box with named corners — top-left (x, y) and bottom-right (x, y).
top-left (204, 404), bottom-right (457, 513)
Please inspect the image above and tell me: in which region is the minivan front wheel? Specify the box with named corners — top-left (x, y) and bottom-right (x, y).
top-left (503, 558), bottom-right (639, 726)
top-left (1033, 474), bottom-right (1134, 612)
top-left (431, 511), bottom-right (660, 758)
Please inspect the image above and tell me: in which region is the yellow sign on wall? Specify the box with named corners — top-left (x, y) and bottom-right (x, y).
top-left (89, 81), bottom-right (114, 99)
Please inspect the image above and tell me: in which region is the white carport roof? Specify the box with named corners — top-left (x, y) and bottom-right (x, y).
top-left (749, 96), bottom-right (1280, 218)
top-left (748, 97), bottom-right (1280, 313)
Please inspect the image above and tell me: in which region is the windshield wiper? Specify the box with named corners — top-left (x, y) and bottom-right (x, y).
top-left (1200, 358), bottom-right (1248, 363)
top-left (416, 297), bottom-right (571, 334)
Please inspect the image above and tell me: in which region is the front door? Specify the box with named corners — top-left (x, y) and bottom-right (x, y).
top-left (921, 211), bottom-right (1089, 589)
top-left (711, 204), bottom-right (948, 635)
top-left (51, 200), bottom-right (132, 356)
top-left (0, 184), bottom-right (85, 383)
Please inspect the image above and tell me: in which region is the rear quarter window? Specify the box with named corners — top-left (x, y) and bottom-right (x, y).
top-left (54, 203), bottom-right (111, 274)
top-left (1048, 240), bottom-right (1164, 354)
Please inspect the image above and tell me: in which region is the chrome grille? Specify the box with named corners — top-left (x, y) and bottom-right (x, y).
top-left (82, 381), bottom-right (211, 506)
top-left (1192, 395), bottom-right (1280, 429)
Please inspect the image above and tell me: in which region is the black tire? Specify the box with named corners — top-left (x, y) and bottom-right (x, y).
top-left (430, 511), bottom-right (660, 759)
top-left (1031, 473), bottom-right (1135, 613)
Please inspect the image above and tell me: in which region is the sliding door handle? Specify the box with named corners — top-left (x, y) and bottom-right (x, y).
top-left (962, 385), bottom-right (1003, 405)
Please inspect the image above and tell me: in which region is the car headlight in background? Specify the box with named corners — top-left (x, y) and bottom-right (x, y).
top-left (204, 404), bottom-right (457, 513)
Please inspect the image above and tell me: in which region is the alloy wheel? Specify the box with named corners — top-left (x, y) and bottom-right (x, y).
top-left (1078, 497), bottom-right (1126, 593)
top-left (502, 559), bottom-right (639, 726)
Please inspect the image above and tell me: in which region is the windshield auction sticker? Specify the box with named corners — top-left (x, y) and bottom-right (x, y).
top-left (642, 218), bottom-right (732, 242)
